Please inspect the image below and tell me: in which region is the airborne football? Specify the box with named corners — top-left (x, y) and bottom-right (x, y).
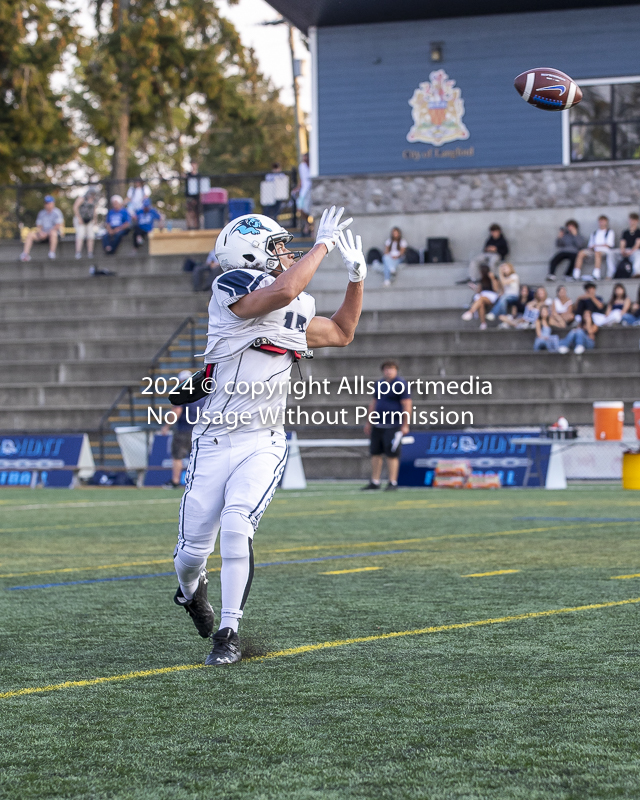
top-left (2, 0), bottom-right (640, 797)
top-left (514, 66), bottom-right (583, 110)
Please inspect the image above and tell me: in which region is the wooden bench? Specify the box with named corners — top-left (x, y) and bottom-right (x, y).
top-left (148, 228), bottom-right (222, 256)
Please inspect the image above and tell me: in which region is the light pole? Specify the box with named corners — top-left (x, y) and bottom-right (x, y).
top-left (261, 18), bottom-right (307, 164)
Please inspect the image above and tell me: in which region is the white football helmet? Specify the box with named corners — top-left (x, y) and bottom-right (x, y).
top-left (215, 214), bottom-right (302, 273)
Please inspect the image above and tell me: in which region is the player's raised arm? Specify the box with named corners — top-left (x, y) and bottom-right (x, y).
top-left (306, 230), bottom-right (366, 348)
top-left (230, 207), bottom-right (351, 319)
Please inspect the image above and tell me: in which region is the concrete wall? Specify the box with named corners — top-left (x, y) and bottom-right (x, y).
top-left (316, 5), bottom-right (640, 174)
top-left (313, 163), bottom-right (640, 262)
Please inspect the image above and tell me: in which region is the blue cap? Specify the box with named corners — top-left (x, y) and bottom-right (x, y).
top-left (142, 197), bottom-right (151, 208)
top-left (44, 195), bottom-right (54, 203)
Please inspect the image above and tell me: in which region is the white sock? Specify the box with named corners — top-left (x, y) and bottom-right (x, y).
top-left (219, 530), bottom-right (253, 632)
top-left (371, 479), bottom-right (380, 485)
top-left (174, 547), bottom-right (207, 600)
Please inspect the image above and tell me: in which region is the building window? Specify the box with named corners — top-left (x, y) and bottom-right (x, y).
top-left (570, 81), bottom-right (640, 162)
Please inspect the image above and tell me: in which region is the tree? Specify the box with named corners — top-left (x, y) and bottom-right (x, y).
top-left (199, 49), bottom-right (297, 175)
top-left (0, 0), bottom-right (77, 184)
top-left (74, 0), bottom-right (260, 184)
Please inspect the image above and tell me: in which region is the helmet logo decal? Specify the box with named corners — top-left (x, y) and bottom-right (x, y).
top-left (230, 217), bottom-right (273, 236)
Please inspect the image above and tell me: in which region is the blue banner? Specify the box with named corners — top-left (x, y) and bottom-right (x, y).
top-left (0, 434), bottom-right (88, 488)
top-left (398, 430), bottom-right (548, 488)
top-left (144, 434), bottom-right (175, 487)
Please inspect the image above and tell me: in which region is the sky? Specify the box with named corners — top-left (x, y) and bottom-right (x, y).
top-left (221, 0), bottom-right (312, 114)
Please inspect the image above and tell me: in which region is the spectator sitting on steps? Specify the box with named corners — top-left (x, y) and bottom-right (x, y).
top-left (522, 286), bottom-right (553, 328)
top-left (558, 310), bottom-right (598, 354)
top-left (382, 227), bottom-right (407, 286)
top-left (132, 198), bottom-right (163, 249)
top-left (592, 283), bottom-right (631, 327)
top-left (461, 264), bottom-right (500, 330)
top-left (546, 219), bottom-right (586, 281)
top-left (20, 195), bottom-right (64, 261)
top-left (616, 212), bottom-right (640, 277)
top-left (498, 284), bottom-right (533, 328)
top-left (487, 262), bottom-right (520, 320)
top-left (183, 248), bottom-right (223, 292)
top-left (622, 285), bottom-right (640, 325)
top-left (533, 305), bottom-right (560, 351)
top-left (73, 187), bottom-right (99, 260)
top-left (466, 223), bottom-right (509, 280)
top-left (573, 281), bottom-right (604, 324)
top-left (102, 195), bottom-right (131, 255)
top-left (549, 284), bottom-right (574, 328)
top-left (572, 215), bottom-right (615, 280)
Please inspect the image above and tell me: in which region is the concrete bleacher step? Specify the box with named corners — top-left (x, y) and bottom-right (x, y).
top-left (0, 273), bottom-right (197, 299)
top-left (0, 313), bottom-right (197, 339)
top-left (0, 336), bottom-right (198, 361)
top-left (0, 292), bottom-right (208, 320)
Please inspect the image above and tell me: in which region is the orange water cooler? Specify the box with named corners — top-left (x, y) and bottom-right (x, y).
top-left (634, 401), bottom-right (640, 439)
top-left (593, 401), bottom-right (624, 440)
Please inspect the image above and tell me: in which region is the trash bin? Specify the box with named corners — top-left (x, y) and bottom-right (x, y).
top-left (201, 188), bottom-right (228, 229)
top-left (228, 198), bottom-right (255, 220)
top-left (114, 426), bottom-right (150, 470)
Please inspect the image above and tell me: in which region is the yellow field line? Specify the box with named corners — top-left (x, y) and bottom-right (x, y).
top-left (320, 567), bottom-right (382, 575)
top-left (0, 522), bottom-right (634, 579)
top-left (611, 573), bottom-right (640, 580)
top-left (2, 596), bottom-right (638, 701)
top-left (462, 569), bottom-right (520, 578)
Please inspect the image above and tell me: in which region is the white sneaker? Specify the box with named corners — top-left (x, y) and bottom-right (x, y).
top-left (572, 270), bottom-right (581, 280)
top-left (75, 252), bottom-right (82, 260)
top-left (19, 252), bottom-right (31, 262)
top-left (383, 279), bottom-right (390, 287)
top-left (479, 322), bottom-right (487, 330)
top-left (558, 346), bottom-right (569, 354)
top-left (574, 344), bottom-right (585, 354)
top-left (592, 270), bottom-right (601, 280)
top-left (48, 251), bottom-right (56, 259)
top-left (485, 313), bottom-right (495, 321)
top-left (461, 311), bottom-right (473, 321)
top-left (546, 274), bottom-right (557, 281)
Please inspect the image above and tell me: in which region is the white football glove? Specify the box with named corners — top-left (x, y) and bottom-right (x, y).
top-left (337, 229), bottom-right (367, 283)
top-left (315, 206), bottom-right (353, 253)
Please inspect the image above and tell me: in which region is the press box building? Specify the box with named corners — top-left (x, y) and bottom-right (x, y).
top-left (269, 0), bottom-right (640, 264)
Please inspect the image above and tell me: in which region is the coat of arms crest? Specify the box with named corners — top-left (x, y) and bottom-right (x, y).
top-left (407, 69), bottom-right (470, 147)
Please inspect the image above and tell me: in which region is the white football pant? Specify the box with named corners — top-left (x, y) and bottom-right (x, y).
top-left (173, 428), bottom-right (288, 630)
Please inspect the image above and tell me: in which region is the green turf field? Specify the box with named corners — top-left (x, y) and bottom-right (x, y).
top-left (1, 484), bottom-right (639, 799)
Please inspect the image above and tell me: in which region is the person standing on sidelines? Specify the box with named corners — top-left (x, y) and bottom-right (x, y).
top-left (73, 187), bottom-right (99, 259)
top-left (294, 153), bottom-right (312, 235)
top-left (172, 207), bottom-right (366, 667)
top-left (161, 370), bottom-right (207, 488)
top-left (362, 361), bottom-right (412, 492)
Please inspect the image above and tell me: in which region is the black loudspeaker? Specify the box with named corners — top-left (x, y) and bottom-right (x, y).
top-left (426, 237), bottom-right (452, 263)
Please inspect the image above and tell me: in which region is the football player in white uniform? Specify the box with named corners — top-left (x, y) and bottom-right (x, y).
top-left (173, 207), bottom-right (366, 665)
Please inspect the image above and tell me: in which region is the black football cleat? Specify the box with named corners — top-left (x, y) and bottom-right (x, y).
top-left (173, 569), bottom-right (215, 638)
top-left (205, 627), bottom-right (242, 666)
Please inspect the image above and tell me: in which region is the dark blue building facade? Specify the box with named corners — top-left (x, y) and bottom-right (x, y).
top-left (316, 5), bottom-right (640, 175)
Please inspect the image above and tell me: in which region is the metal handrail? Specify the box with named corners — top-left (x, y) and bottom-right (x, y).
top-left (94, 315), bottom-right (204, 465)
